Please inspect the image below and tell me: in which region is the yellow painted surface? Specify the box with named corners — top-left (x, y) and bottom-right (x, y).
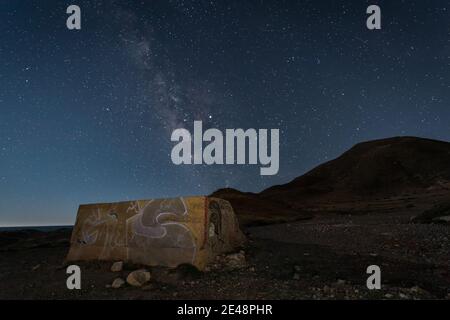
top-left (66, 196), bottom-right (244, 270)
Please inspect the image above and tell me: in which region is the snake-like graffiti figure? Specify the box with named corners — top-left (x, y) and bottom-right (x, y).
top-left (126, 197), bottom-right (197, 264)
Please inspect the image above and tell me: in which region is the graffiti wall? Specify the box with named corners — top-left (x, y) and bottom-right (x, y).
top-left (67, 197), bottom-right (207, 268)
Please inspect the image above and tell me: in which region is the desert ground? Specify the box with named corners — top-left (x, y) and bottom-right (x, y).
top-left (0, 192), bottom-right (448, 300)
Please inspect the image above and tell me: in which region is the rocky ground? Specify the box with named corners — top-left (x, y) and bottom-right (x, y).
top-left (0, 206), bottom-right (449, 300)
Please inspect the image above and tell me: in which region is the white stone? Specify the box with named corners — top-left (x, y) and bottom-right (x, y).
top-left (126, 269), bottom-right (151, 287)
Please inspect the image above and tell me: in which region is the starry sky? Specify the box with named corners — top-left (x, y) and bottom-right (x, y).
top-left (0, 0), bottom-right (449, 226)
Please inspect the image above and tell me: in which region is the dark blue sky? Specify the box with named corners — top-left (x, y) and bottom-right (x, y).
top-left (1, 0), bottom-right (449, 226)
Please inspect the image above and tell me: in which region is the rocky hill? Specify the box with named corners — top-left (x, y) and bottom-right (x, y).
top-left (212, 137), bottom-right (450, 226)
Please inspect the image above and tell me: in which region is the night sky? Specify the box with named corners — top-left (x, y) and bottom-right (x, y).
top-left (1, 0), bottom-right (449, 226)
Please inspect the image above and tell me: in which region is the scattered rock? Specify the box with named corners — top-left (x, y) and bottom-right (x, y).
top-left (412, 201), bottom-right (450, 224)
top-left (111, 278), bottom-right (125, 289)
top-left (384, 293), bottom-right (394, 299)
top-left (409, 286), bottom-right (427, 295)
top-left (224, 252), bottom-right (246, 269)
top-left (111, 261), bottom-right (123, 272)
top-left (399, 293), bottom-right (409, 299)
top-left (126, 269), bottom-right (151, 287)
top-left (336, 279), bottom-right (346, 286)
top-left (32, 264), bottom-right (41, 271)
top-left (293, 265), bottom-right (302, 272)
top-left (293, 273), bottom-right (300, 280)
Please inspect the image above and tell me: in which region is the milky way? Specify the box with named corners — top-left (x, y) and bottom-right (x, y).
top-left (0, 0), bottom-right (449, 225)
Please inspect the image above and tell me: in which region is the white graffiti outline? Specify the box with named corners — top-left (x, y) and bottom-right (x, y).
top-left (125, 197), bottom-right (197, 264)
